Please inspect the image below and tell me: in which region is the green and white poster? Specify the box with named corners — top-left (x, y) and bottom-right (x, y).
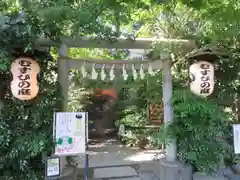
top-left (54, 112), bottom-right (87, 156)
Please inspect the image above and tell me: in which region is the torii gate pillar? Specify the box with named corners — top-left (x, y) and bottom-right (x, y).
top-left (159, 59), bottom-right (192, 180)
top-left (162, 59), bottom-right (176, 161)
top-left (57, 44), bottom-right (74, 179)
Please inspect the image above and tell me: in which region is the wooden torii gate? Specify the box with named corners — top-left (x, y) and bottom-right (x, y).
top-left (36, 37), bottom-right (195, 179)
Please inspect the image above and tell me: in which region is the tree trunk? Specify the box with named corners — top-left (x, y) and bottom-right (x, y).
top-left (0, 85), bottom-right (5, 109)
top-left (94, 118), bottom-right (105, 137)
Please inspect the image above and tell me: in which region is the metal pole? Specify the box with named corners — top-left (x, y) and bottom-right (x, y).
top-left (84, 112), bottom-right (89, 180)
top-left (84, 150), bottom-right (89, 180)
top-left (162, 59), bottom-right (177, 162)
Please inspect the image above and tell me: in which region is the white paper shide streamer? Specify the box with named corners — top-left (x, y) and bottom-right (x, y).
top-left (81, 61), bottom-right (87, 78)
top-left (139, 64), bottom-right (145, 79)
top-left (148, 63), bottom-right (155, 76)
top-left (91, 64), bottom-right (98, 79)
top-left (100, 64), bottom-right (107, 80)
top-left (109, 64), bottom-right (115, 81)
top-left (132, 64), bottom-right (138, 80)
top-left (122, 64), bottom-right (128, 81)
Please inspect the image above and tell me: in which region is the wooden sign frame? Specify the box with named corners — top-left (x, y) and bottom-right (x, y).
top-left (148, 102), bottom-right (164, 125)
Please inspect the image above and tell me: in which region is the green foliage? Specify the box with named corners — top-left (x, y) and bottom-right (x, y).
top-left (13, 0), bottom-right (164, 40)
top-left (114, 72), bottom-right (162, 147)
top-left (0, 1), bottom-right (167, 178)
top-left (116, 105), bottom-right (150, 147)
top-left (0, 55), bottom-right (62, 179)
top-left (2, 0), bottom-right (238, 177)
top-left (68, 72), bottom-right (92, 113)
top-left (116, 105), bottom-right (148, 126)
top-left (116, 72), bottom-right (162, 121)
top-left (0, 10), bottom-right (62, 180)
top-left (148, 4), bottom-right (240, 172)
top-left (156, 89), bottom-right (231, 173)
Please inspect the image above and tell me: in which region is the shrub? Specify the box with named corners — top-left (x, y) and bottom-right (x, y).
top-left (156, 89), bottom-right (231, 173)
top-left (0, 53), bottom-right (62, 180)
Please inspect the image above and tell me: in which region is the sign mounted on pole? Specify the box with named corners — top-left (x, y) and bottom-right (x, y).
top-left (53, 112), bottom-right (88, 156)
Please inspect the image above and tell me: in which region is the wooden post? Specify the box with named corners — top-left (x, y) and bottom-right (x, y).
top-left (162, 59), bottom-right (177, 162)
top-left (58, 44), bottom-right (69, 172)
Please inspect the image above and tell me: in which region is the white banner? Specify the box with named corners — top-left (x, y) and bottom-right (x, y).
top-left (233, 124), bottom-right (240, 154)
top-left (54, 112), bottom-right (87, 156)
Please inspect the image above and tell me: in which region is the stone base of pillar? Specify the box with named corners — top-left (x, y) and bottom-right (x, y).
top-left (139, 160), bottom-right (192, 180)
top-left (193, 172), bottom-right (225, 180)
top-left (159, 160), bottom-right (192, 180)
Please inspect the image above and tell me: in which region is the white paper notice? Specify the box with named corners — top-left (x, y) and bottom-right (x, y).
top-left (233, 124), bottom-right (240, 154)
top-left (47, 158), bottom-right (60, 177)
top-left (54, 112), bottom-right (87, 156)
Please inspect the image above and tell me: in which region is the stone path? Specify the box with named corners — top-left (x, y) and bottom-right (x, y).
top-left (74, 139), bottom-right (164, 179)
top-left (93, 166), bottom-right (139, 179)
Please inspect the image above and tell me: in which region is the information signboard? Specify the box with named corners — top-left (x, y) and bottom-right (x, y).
top-left (233, 124), bottom-right (240, 154)
top-left (54, 112), bottom-right (87, 156)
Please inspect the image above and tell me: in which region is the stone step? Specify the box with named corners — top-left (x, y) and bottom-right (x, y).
top-left (93, 166), bottom-right (138, 179)
top-left (193, 172), bottom-right (225, 180)
top-left (85, 176), bottom-right (140, 180)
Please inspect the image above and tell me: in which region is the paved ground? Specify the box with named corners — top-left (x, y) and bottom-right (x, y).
top-left (74, 139), bottom-right (164, 179)
top-left (74, 138), bottom-right (229, 180)
top-left (93, 166), bottom-right (139, 179)
top-left (75, 139), bottom-right (164, 168)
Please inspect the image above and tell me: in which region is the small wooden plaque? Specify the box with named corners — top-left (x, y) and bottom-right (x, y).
top-left (45, 156), bottom-right (60, 179)
top-left (148, 103), bottom-right (164, 125)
